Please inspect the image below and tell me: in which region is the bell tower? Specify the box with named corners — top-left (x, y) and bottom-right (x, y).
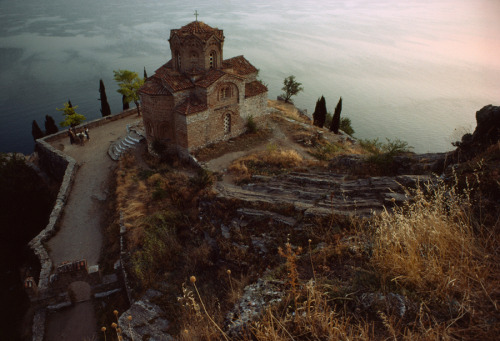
top-left (169, 19), bottom-right (224, 74)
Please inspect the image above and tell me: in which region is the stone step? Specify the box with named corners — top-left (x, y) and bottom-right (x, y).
top-left (125, 136), bottom-right (137, 145)
top-left (107, 129), bottom-right (145, 161)
top-left (127, 133), bottom-right (142, 143)
top-left (121, 139), bottom-right (134, 147)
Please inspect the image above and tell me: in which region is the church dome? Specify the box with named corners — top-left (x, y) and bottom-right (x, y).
top-left (171, 21), bottom-right (224, 42)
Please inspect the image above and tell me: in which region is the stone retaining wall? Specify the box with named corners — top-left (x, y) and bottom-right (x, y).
top-left (29, 139), bottom-right (77, 291)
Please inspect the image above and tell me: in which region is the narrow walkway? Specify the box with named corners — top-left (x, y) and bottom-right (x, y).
top-left (45, 114), bottom-right (141, 341)
top-left (47, 115), bottom-right (140, 267)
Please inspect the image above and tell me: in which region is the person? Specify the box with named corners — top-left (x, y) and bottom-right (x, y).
top-left (77, 132), bottom-right (85, 145)
top-left (84, 127), bottom-right (90, 140)
top-left (68, 128), bottom-right (74, 144)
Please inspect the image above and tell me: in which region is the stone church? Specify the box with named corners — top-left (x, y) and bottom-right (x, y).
top-left (139, 20), bottom-right (268, 155)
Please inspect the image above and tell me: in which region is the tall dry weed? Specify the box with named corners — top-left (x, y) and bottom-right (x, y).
top-left (372, 178), bottom-right (499, 338)
top-left (250, 281), bottom-right (374, 340)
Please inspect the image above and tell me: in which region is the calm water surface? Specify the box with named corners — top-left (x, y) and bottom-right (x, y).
top-left (0, 0), bottom-right (499, 154)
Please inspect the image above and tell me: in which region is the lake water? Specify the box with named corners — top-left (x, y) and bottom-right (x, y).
top-left (0, 0), bottom-right (499, 154)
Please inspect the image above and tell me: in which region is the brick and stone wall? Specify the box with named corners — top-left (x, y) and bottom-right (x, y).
top-left (242, 92), bottom-right (268, 121)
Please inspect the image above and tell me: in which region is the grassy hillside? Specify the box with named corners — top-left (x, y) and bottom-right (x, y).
top-left (104, 112), bottom-right (499, 340)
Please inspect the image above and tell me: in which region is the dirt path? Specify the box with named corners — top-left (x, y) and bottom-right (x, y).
top-left (45, 114), bottom-right (141, 341)
top-left (47, 115), bottom-right (140, 267)
top-left (204, 119), bottom-right (314, 173)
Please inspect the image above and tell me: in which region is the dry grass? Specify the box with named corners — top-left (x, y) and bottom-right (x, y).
top-left (112, 135), bottom-right (499, 340)
top-left (229, 146), bottom-right (303, 180)
top-left (268, 99), bottom-right (311, 124)
top-left (249, 281), bottom-right (374, 341)
top-left (371, 178), bottom-right (500, 339)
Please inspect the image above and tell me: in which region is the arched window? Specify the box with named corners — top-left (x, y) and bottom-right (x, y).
top-left (220, 86), bottom-right (232, 100)
top-left (190, 51), bottom-right (198, 67)
top-left (224, 113), bottom-right (231, 134)
top-left (209, 51), bottom-right (217, 69)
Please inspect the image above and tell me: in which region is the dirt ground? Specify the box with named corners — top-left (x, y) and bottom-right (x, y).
top-left (47, 115), bottom-right (140, 267)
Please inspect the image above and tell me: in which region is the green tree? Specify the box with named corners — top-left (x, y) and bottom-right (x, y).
top-left (280, 75), bottom-right (303, 103)
top-left (330, 97), bottom-right (342, 134)
top-left (144, 66), bottom-right (148, 79)
top-left (122, 95), bottom-right (130, 111)
top-left (99, 79), bottom-right (112, 117)
top-left (31, 120), bottom-right (44, 140)
top-left (113, 69), bottom-right (144, 115)
top-left (57, 102), bottom-right (86, 128)
top-left (312, 96), bottom-right (327, 127)
top-left (44, 115), bottom-right (59, 135)
top-left (340, 117), bottom-right (354, 136)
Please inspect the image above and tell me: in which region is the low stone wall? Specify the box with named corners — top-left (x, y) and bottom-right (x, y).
top-left (42, 108), bottom-right (138, 144)
top-left (29, 138), bottom-right (77, 291)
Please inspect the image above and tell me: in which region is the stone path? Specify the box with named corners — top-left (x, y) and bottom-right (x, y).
top-left (47, 115), bottom-right (141, 267)
top-left (45, 114), bottom-right (141, 341)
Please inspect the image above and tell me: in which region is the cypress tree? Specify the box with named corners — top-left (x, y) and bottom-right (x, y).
top-left (31, 120), bottom-right (44, 140)
top-left (318, 96), bottom-right (327, 127)
top-left (122, 95), bottom-right (130, 111)
top-left (312, 98), bottom-right (321, 127)
top-left (99, 79), bottom-right (112, 117)
top-left (313, 96), bottom-right (327, 127)
top-left (68, 99), bottom-right (73, 108)
top-left (330, 97), bottom-right (342, 134)
top-left (144, 67), bottom-right (148, 79)
top-left (44, 115), bottom-right (59, 135)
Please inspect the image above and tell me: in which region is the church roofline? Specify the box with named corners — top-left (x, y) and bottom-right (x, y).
top-left (175, 96), bottom-right (208, 116)
top-left (223, 55), bottom-right (259, 76)
top-left (169, 21), bottom-right (224, 42)
top-left (245, 80), bottom-right (268, 98)
top-left (138, 76), bottom-right (173, 96)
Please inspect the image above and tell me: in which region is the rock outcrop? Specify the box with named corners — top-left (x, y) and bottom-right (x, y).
top-left (118, 290), bottom-right (173, 341)
top-left (216, 171), bottom-right (431, 218)
top-left (453, 104), bottom-right (500, 160)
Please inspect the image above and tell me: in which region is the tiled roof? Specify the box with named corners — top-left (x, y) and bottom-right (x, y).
top-left (245, 81), bottom-right (268, 98)
top-left (223, 56), bottom-right (258, 76)
top-left (139, 76), bottom-right (172, 96)
top-left (175, 96), bottom-right (208, 116)
top-left (195, 69), bottom-right (226, 88)
top-left (155, 64), bottom-right (194, 92)
top-left (171, 21), bottom-right (223, 41)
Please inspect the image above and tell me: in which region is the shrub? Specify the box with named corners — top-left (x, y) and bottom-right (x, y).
top-left (359, 138), bottom-right (383, 154)
top-left (246, 115), bottom-right (258, 134)
top-left (189, 168), bottom-right (214, 191)
top-left (359, 138), bottom-right (413, 175)
top-left (381, 138), bottom-right (412, 156)
top-left (132, 213), bottom-right (182, 287)
top-left (340, 117), bottom-right (354, 136)
top-left (309, 142), bottom-right (342, 161)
